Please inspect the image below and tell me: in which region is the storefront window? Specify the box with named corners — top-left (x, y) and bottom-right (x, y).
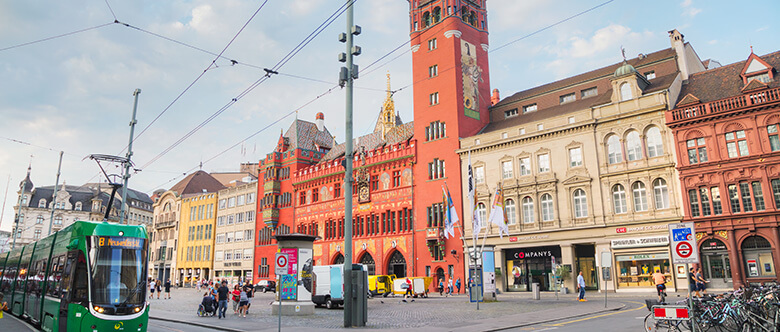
top-left (616, 253), bottom-right (671, 288)
top-left (505, 246), bottom-right (561, 292)
top-left (742, 236), bottom-right (774, 278)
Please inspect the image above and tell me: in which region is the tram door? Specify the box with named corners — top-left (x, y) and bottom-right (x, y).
top-left (59, 250), bottom-right (88, 331)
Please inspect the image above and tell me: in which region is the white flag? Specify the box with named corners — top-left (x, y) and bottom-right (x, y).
top-left (487, 185), bottom-right (509, 238)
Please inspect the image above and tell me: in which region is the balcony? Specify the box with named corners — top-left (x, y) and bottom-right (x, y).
top-left (156, 220), bottom-right (176, 229)
top-left (667, 87), bottom-right (780, 124)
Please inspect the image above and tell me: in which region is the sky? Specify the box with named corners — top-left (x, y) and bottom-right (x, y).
top-left (0, 0), bottom-right (777, 232)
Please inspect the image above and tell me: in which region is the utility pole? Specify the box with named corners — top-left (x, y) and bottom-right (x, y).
top-left (338, 0), bottom-right (361, 327)
top-left (47, 151), bottom-right (64, 236)
top-left (0, 175), bottom-right (10, 230)
top-left (120, 89), bottom-right (141, 225)
top-left (12, 162), bottom-right (31, 249)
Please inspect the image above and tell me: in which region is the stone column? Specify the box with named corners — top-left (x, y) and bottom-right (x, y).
top-left (726, 229), bottom-right (743, 288)
top-left (560, 244), bottom-right (575, 290)
top-left (769, 226), bottom-right (780, 281)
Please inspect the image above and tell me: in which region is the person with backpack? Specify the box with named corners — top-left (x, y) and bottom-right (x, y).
top-left (241, 282), bottom-right (254, 315)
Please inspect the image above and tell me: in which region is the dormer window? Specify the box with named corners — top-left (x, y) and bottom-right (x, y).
top-left (559, 93), bottom-right (575, 104)
top-left (504, 108), bottom-right (518, 118)
top-left (522, 104), bottom-right (537, 113)
top-left (580, 87), bottom-right (598, 99)
top-left (75, 202), bottom-right (82, 211)
top-left (645, 71), bottom-right (656, 80)
top-left (747, 72), bottom-right (771, 84)
top-left (620, 83), bottom-right (633, 101)
top-left (39, 199), bottom-right (46, 208)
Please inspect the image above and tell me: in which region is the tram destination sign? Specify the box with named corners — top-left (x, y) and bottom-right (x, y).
top-left (668, 222), bottom-right (699, 264)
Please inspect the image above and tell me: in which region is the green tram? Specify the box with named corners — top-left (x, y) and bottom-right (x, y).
top-left (0, 220), bottom-right (149, 331)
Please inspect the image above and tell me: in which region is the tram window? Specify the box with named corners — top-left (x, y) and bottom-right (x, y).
top-left (48, 256), bottom-right (65, 297)
top-left (16, 262), bottom-right (28, 290)
top-left (72, 251), bottom-right (89, 304)
top-left (59, 254), bottom-right (74, 300)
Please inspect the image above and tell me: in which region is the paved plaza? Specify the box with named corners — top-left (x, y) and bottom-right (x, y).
top-left (147, 286), bottom-right (636, 331)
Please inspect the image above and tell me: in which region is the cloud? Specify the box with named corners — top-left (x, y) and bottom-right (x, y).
top-left (756, 26), bottom-right (769, 32)
top-left (681, 0), bottom-right (702, 17)
top-left (708, 40), bottom-right (718, 45)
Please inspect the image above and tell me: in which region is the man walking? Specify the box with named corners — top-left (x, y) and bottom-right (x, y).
top-left (217, 281), bottom-right (230, 319)
top-left (455, 278), bottom-right (461, 294)
top-left (447, 277), bottom-right (453, 297)
top-left (164, 279), bottom-right (172, 299)
top-left (576, 271), bottom-right (587, 302)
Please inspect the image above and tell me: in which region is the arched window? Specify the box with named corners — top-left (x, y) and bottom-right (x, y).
top-left (646, 127), bottom-right (664, 158)
top-left (632, 182), bottom-right (648, 212)
top-left (469, 12), bottom-right (477, 27)
top-left (522, 196), bottom-right (534, 223)
top-left (653, 178), bottom-right (670, 209)
top-left (612, 184), bottom-right (627, 214)
top-left (422, 11), bottom-right (431, 28)
top-left (741, 236), bottom-right (774, 277)
top-left (626, 131), bottom-right (642, 161)
top-left (607, 135), bottom-right (623, 164)
top-left (461, 6), bottom-right (468, 21)
top-left (620, 82), bottom-right (632, 101)
top-left (75, 202), bottom-right (82, 211)
top-left (505, 199), bottom-right (516, 225)
top-left (39, 199), bottom-right (46, 208)
top-left (573, 189), bottom-right (588, 218)
top-left (476, 203), bottom-right (487, 226)
top-left (541, 194), bottom-right (554, 221)
top-left (432, 7), bottom-right (441, 23)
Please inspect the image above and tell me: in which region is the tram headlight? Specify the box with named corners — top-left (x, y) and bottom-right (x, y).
top-left (134, 307), bottom-right (141, 313)
top-left (94, 306), bottom-right (104, 313)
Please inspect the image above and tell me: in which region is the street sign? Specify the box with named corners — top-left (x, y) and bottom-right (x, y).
top-left (669, 222), bottom-right (699, 264)
top-left (600, 251), bottom-right (612, 268)
top-left (275, 253), bottom-right (289, 275)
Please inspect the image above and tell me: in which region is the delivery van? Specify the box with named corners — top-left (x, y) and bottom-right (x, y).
top-left (312, 264), bottom-right (369, 309)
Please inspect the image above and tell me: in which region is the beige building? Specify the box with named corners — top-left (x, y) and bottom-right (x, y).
top-left (459, 30), bottom-right (706, 293)
top-left (213, 180), bottom-right (257, 284)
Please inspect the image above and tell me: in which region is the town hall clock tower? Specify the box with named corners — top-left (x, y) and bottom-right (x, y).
top-left (408, 0), bottom-right (491, 286)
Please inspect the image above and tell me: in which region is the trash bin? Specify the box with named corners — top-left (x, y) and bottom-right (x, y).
top-left (532, 283), bottom-right (540, 300)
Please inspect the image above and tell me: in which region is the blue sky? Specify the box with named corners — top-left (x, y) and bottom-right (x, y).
top-left (0, 0), bottom-right (777, 231)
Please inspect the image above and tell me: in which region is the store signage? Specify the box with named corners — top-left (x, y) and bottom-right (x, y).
top-left (615, 225), bottom-right (668, 234)
top-left (508, 235), bottom-right (549, 242)
top-left (610, 236), bottom-right (669, 249)
top-left (669, 222), bottom-right (699, 264)
top-left (615, 253), bottom-right (670, 261)
top-left (506, 246), bottom-right (561, 260)
top-left (701, 241), bottom-right (726, 251)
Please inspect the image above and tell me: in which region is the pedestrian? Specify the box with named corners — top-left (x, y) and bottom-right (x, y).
top-left (238, 287), bottom-right (249, 318)
top-left (242, 282), bottom-right (254, 315)
top-left (165, 279), bottom-right (172, 299)
top-left (232, 285), bottom-right (241, 314)
top-left (652, 269), bottom-right (667, 302)
top-left (196, 278), bottom-right (201, 292)
top-left (688, 267), bottom-right (699, 297)
top-left (455, 278), bottom-right (461, 294)
top-left (0, 293), bottom-right (8, 319)
top-left (402, 277), bottom-right (413, 302)
top-left (217, 281), bottom-right (229, 319)
top-left (695, 267), bottom-right (709, 296)
top-left (447, 276), bottom-right (453, 296)
top-left (156, 279), bottom-right (162, 299)
top-left (438, 279), bottom-right (445, 296)
top-left (149, 279), bottom-right (156, 299)
top-left (576, 271), bottom-right (587, 302)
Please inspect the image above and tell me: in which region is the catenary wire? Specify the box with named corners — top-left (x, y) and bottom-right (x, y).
top-left (0, 22), bottom-right (116, 52)
top-left (104, 0), bottom-right (118, 21)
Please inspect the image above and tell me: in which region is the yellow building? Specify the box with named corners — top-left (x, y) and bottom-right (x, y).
top-left (177, 191), bottom-right (218, 285)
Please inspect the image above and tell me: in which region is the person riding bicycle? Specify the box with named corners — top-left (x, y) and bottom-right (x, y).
top-left (652, 269), bottom-right (667, 302)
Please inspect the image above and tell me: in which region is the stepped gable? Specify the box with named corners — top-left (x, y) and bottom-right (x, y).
top-left (284, 119), bottom-right (336, 152)
top-left (320, 121), bottom-right (414, 162)
top-left (169, 170), bottom-right (225, 196)
top-left (678, 51), bottom-right (780, 105)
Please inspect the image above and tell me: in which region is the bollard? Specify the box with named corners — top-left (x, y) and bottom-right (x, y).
top-left (532, 283), bottom-right (541, 300)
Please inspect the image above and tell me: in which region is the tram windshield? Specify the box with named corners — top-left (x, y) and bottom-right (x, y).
top-left (87, 236), bottom-right (147, 308)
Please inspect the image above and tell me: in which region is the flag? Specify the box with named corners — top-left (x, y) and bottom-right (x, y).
top-left (467, 152), bottom-right (482, 237)
top-left (442, 185), bottom-right (459, 239)
top-left (487, 184), bottom-right (509, 238)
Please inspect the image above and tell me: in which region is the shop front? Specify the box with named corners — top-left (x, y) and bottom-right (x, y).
top-left (504, 246), bottom-right (561, 292)
top-left (610, 235), bottom-right (673, 291)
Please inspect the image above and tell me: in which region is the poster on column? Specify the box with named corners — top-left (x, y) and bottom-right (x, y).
top-left (280, 248), bottom-right (299, 275)
top-left (297, 248), bottom-right (313, 300)
top-left (482, 250), bottom-right (496, 294)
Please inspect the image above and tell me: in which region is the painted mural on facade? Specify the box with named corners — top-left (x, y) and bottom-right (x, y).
top-left (461, 39), bottom-right (483, 120)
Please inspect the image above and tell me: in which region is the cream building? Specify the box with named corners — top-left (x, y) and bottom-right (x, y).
top-left (213, 180), bottom-right (257, 284)
top-left (460, 30), bottom-right (706, 293)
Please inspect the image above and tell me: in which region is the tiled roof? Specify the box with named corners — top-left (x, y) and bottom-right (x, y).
top-left (169, 170), bottom-right (225, 196)
top-left (678, 51), bottom-right (780, 105)
top-left (482, 72), bottom-right (678, 134)
top-left (493, 48), bottom-right (676, 108)
top-left (285, 119), bottom-right (336, 152)
top-left (210, 172), bottom-right (256, 187)
top-left (29, 185), bottom-right (114, 213)
top-left (321, 121), bottom-right (414, 162)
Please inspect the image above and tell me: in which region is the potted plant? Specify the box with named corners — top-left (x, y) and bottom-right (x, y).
top-left (555, 265), bottom-right (571, 294)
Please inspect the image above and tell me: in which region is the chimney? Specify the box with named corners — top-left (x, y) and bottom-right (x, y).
top-left (491, 89), bottom-right (500, 105)
top-left (315, 112), bottom-right (325, 131)
top-left (668, 29), bottom-right (690, 80)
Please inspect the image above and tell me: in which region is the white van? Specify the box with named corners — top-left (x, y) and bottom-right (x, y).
top-left (311, 264), bottom-right (369, 309)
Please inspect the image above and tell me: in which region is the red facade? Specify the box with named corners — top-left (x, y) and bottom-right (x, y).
top-left (667, 51), bottom-right (780, 288)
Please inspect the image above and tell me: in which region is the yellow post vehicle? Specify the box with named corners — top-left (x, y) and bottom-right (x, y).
top-left (368, 274), bottom-right (395, 297)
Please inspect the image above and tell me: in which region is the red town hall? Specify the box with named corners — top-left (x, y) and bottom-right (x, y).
top-left (254, 0), bottom-right (491, 288)
top-left (666, 50), bottom-right (780, 288)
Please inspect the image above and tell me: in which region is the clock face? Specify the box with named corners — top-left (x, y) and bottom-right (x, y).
top-left (359, 186), bottom-right (369, 201)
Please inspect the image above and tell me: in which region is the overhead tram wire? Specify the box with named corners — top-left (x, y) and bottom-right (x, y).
top-left (119, 0), bottom-right (270, 155)
top-left (137, 1), bottom-right (354, 170)
top-left (0, 22), bottom-right (116, 52)
top-left (103, 0), bottom-right (118, 21)
top-left (144, 85), bottom-right (340, 192)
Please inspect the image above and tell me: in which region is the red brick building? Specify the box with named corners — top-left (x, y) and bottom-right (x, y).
top-left (666, 50), bottom-right (780, 288)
